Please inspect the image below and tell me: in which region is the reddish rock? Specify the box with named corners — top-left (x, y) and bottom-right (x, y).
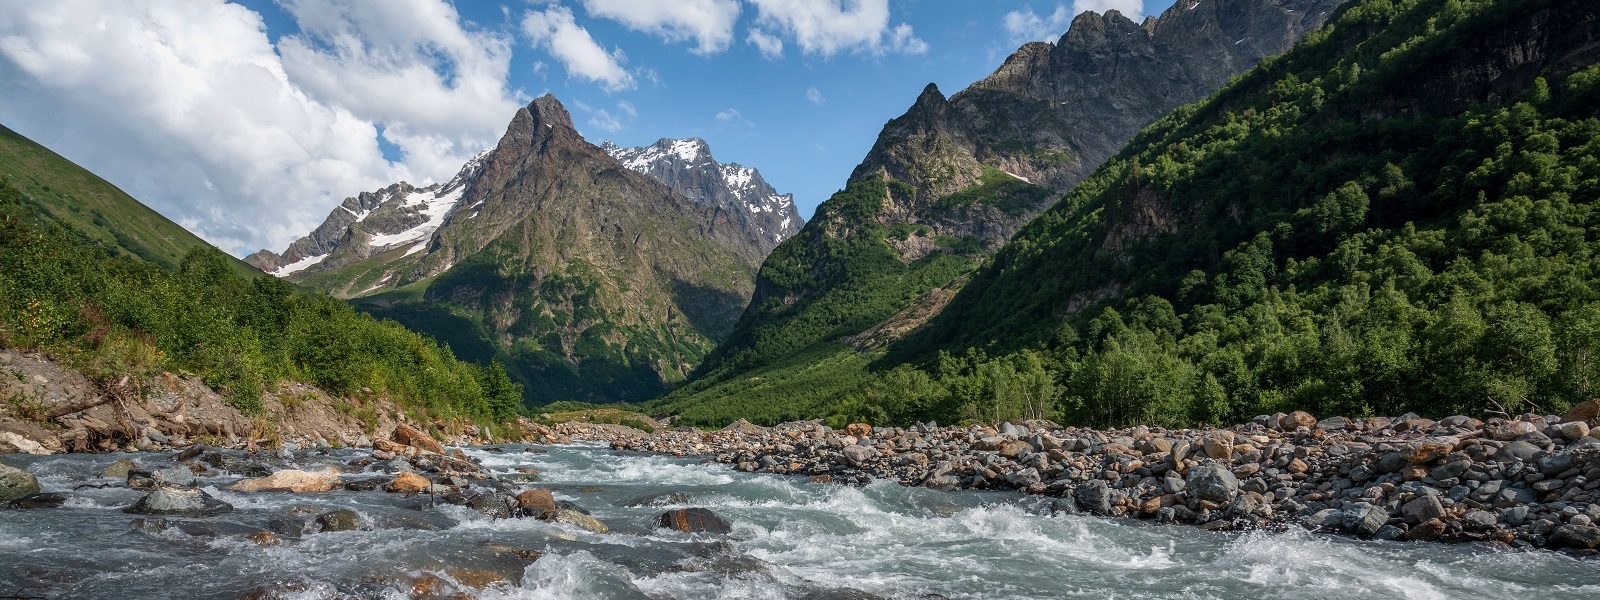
top-left (657, 507), bottom-right (733, 534)
top-left (226, 470), bottom-right (340, 493)
top-left (516, 489), bottom-right (557, 516)
top-left (1279, 411), bottom-right (1316, 431)
top-left (394, 423), bottom-right (445, 454)
top-left (386, 472), bottom-right (430, 493)
top-left (1562, 399), bottom-right (1600, 424)
top-left (845, 423), bottom-right (872, 437)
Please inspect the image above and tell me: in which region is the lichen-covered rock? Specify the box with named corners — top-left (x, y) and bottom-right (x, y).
top-left (0, 462), bottom-right (40, 502)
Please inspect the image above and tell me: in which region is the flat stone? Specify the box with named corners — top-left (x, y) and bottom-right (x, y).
top-left (226, 470), bottom-right (341, 493)
top-left (550, 508), bottom-right (609, 534)
top-left (123, 487), bottom-right (233, 517)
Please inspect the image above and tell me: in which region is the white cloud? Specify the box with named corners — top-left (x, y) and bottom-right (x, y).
top-left (746, 28), bottom-right (785, 59)
top-left (521, 4), bottom-right (635, 92)
top-left (579, 0), bottom-right (740, 54)
top-left (805, 87), bottom-right (825, 105)
top-left (587, 109), bottom-right (623, 133)
top-left (0, 0), bottom-right (523, 256)
top-left (1005, 1), bottom-right (1144, 45)
top-left (713, 108), bottom-right (752, 130)
top-left (747, 0), bottom-right (927, 57)
top-left (616, 99), bottom-right (637, 117)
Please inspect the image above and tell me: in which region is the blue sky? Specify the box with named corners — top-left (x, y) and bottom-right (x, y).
top-left (0, 0), bottom-right (1176, 255)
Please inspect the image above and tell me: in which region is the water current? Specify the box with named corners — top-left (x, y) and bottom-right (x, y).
top-left (1, 444), bottom-right (1597, 599)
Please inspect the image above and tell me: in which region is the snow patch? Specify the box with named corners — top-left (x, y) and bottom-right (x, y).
top-left (272, 253), bottom-right (326, 277)
top-left (366, 184), bottom-right (464, 251)
top-left (1001, 170), bottom-right (1032, 184)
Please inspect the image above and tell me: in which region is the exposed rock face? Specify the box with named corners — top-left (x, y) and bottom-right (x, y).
top-left (850, 0), bottom-right (1346, 252)
top-left (248, 95), bottom-right (773, 403)
top-left (604, 138), bottom-right (802, 253)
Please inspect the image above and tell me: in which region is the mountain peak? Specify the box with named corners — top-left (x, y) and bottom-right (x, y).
top-left (915, 83), bottom-right (946, 107)
top-left (604, 137), bottom-right (803, 252)
top-left (527, 94), bottom-right (574, 131)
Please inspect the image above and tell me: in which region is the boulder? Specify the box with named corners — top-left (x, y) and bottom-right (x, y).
top-left (516, 489), bottom-right (558, 517)
top-left (550, 508), bottom-right (609, 534)
top-left (1202, 436), bottom-right (1233, 460)
top-left (1403, 518), bottom-right (1447, 541)
top-left (1486, 420), bottom-right (1538, 441)
top-left (840, 445), bottom-right (876, 467)
top-left (226, 470), bottom-right (341, 493)
top-left (1493, 441), bottom-right (1541, 462)
top-left (0, 462), bottom-right (40, 502)
top-left (467, 493), bottom-right (516, 519)
top-left (1558, 420), bottom-right (1590, 441)
top-left (657, 508), bottom-right (732, 534)
top-left (123, 487), bottom-right (233, 517)
top-left (1185, 466), bottom-right (1239, 503)
top-left (1405, 438), bottom-right (1454, 464)
top-left (1074, 480), bottom-right (1114, 515)
top-left (1548, 524), bottom-right (1600, 549)
top-left (997, 440), bottom-right (1033, 458)
top-left (1341, 502), bottom-right (1387, 538)
top-left (102, 458), bottom-right (137, 479)
top-left (1279, 411), bottom-right (1316, 431)
top-left (1400, 495), bottom-right (1445, 524)
top-left (1561, 399), bottom-right (1600, 424)
top-left (387, 472), bottom-right (431, 493)
top-left (315, 508), bottom-right (363, 532)
top-left (845, 423), bottom-right (872, 438)
top-left (393, 423), bottom-right (445, 454)
top-left (6, 492), bottom-right (66, 509)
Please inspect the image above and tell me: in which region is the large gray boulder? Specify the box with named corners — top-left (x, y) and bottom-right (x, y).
top-left (0, 462), bottom-right (40, 502)
top-left (1185, 466), bottom-right (1239, 503)
top-left (1075, 480), bottom-right (1115, 515)
top-left (122, 487), bottom-right (233, 517)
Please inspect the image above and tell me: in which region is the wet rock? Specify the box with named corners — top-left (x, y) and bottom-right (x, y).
top-left (393, 423), bottom-right (445, 454)
top-left (468, 493), bottom-right (517, 519)
top-left (226, 469), bottom-right (341, 493)
top-left (1548, 524), bottom-right (1600, 549)
top-left (102, 458), bottom-right (137, 479)
top-left (1075, 480), bottom-right (1114, 515)
top-left (314, 508), bottom-right (363, 532)
top-left (1401, 495), bottom-right (1445, 524)
top-left (342, 478), bottom-right (385, 492)
top-left (386, 472), bottom-right (431, 493)
top-left (0, 462), bottom-right (41, 502)
top-left (267, 516), bottom-right (306, 537)
top-left (171, 444), bottom-right (207, 462)
top-left (1341, 502), bottom-right (1387, 538)
top-left (6, 492), bottom-right (66, 509)
top-left (626, 491), bottom-right (692, 507)
top-left (658, 508), bottom-right (733, 534)
top-left (516, 488), bottom-right (558, 517)
top-left (550, 508), bottom-right (609, 534)
top-left (1404, 518), bottom-right (1447, 541)
top-left (123, 487), bottom-right (233, 517)
top-left (1185, 466), bottom-right (1239, 503)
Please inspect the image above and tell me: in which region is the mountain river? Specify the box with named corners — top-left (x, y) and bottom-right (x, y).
top-left (1, 444), bottom-right (1597, 599)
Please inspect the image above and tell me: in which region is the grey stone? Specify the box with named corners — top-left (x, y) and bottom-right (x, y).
top-left (315, 508), bottom-right (363, 532)
top-left (1494, 486), bottom-right (1538, 508)
top-left (1548, 524), bottom-right (1600, 549)
top-left (467, 493), bottom-right (516, 519)
top-left (1401, 495), bottom-right (1445, 524)
top-left (1539, 453), bottom-right (1575, 476)
top-left (1341, 502), bottom-right (1387, 538)
top-left (0, 462), bottom-right (40, 502)
top-left (1495, 441), bottom-right (1542, 462)
top-left (102, 458), bottom-right (137, 479)
top-left (1185, 466), bottom-right (1240, 503)
top-left (1376, 452), bottom-right (1409, 474)
top-left (1431, 459), bottom-right (1471, 481)
top-left (1075, 480), bottom-right (1115, 515)
top-left (840, 445), bottom-right (875, 468)
top-left (1501, 505), bottom-right (1530, 527)
top-left (1462, 510), bottom-right (1497, 528)
top-left (122, 487), bottom-right (232, 517)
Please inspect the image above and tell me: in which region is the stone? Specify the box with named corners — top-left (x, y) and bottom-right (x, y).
top-left (841, 444), bottom-right (876, 467)
top-left (658, 508), bottom-right (733, 534)
top-left (997, 440), bottom-right (1033, 458)
top-left (386, 472), bottom-right (430, 493)
top-left (845, 423), bottom-right (873, 438)
top-left (1548, 524), bottom-right (1600, 549)
top-left (1404, 518), bottom-right (1447, 541)
top-left (0, 462), bottom-right (41, 502)
top-left (315, 508), bottom-right (363, 532)
top-left (1280, 411), bottom-right (1316, 431)
top-left (1303, 508), bottom-right (1343, 530)
top-left (102, 458), bottom-right (137, 479)
top-left (1405, 439), bottom-right (1454, 464)
top-left (1074, 480), bottom-right (1114, 515)
top-left (1316, 417), bottom-right (1349, 431)
top-left (1431, 459), bottom-right (1471, 481)
top-left (1186, 466), bottom-right (1240, 503)
top-left (517, 489), bottom-right (558, 517)
top-left (1538, 453), bottom-right (1575, 476)
top-left (393, 423), bottom-right (445, 454)
top-left (1494, 486), bottom-right (1538, 509)
top-left (1559, 421), bottom-right (1590, 441)
top-left (1561, 399), bottom-right (1600, 424)
top-left (1375, 452), bottom-right (1409, 474)
top-left (1401, 495), bottom-right (1445, 524)
top-left (1487, 420), bottom-right (1538, 441)
top-left (1494, 441), bottom-right (1541, 462)
top-left (226, 470), bottom-right (341, 493)
top-left (1341, 502), bottom-right (1387, 538)
top-left (467, 493), bottom-right (516, 519)
top-left (551, 508), bottom-right (609, 534)
top-left (1202, 436), bottom-right (1233, 460)
top-left (6, 492), bottom-right (66, 509)
top-left (1286, 458), bottom-right (1309, 474)
top-left (123, 487), bottom-right (233, 517)
top-left (999, 422), bottom-right (1028, 437)
top-left (1006, 467), bottom-right (1042, 488)
top-left (1462, 510), bottom-right (1497, 528)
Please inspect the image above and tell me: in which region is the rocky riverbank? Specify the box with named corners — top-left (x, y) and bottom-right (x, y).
top-left (563, 406), bottom-right (1600, 552)
top-left (0, 350), bottom-right (550, 454)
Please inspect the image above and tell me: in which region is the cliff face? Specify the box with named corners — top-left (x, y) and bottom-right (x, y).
top-left (604, 138), bottom-right (803, 254)
top-left (850, 0), bottom-right (1347, 252)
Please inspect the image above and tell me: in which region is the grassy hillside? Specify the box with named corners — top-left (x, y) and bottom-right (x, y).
top-left (0, 124), bottom-right (253, 275)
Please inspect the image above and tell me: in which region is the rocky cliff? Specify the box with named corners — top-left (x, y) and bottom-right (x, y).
top-left (603, 138), bottom-right (802, 253)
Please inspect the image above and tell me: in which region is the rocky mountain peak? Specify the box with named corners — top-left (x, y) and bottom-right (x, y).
top-left (527, 94), bottom-right (574, 131)
top-left (604, 137), bottom-right (802, 252)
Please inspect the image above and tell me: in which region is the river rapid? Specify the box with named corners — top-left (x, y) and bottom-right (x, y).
top-left (1, 444), bottom-right (1597, 599)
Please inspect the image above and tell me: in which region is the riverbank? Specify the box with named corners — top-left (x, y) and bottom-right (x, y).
top-left (561, 407), bottom-right (1600, 552)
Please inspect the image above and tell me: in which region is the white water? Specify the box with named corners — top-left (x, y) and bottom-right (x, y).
top-left (1, 445), bottom-right (1597, 599)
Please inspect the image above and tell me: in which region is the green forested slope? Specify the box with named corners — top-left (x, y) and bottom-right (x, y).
top-left (0, 124), bottom-right (253, 274)
top-left (0, 180), bottom-right (522, 424)
top-left (897, 0), bottom-right (1600, 427)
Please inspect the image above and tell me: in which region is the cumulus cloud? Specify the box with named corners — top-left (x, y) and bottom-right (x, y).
top-left (1005, 1), bottom-right (1144, 45)
top-left (747, 0), bottom-right (927, 57)
top-left (746, 28), bottom-right (785, 59)
top-left (521, 4), bottom-right (635, 92)
top-left (579, 0), bottom-right (740, 54)
top-left (0, 0), bottom-right (523, 255)
top-left (805, 87), bottom-right (825, 105)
